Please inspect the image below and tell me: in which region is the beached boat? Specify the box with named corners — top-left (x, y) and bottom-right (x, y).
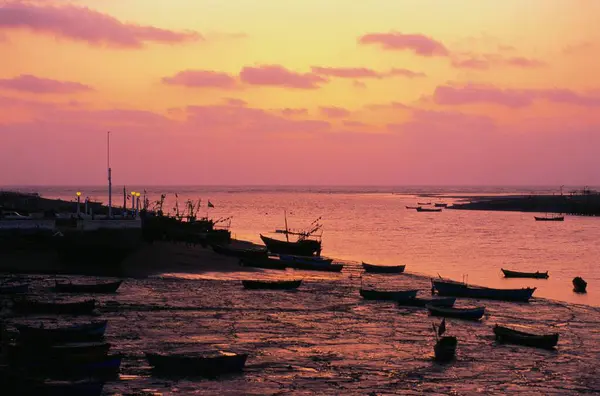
top-left (501, 269), bottom-right (549, 279)
top-left (260, 234), bottom-right (322, 256)
top-left (54, 280), bottom-right (122, 293)
top-left (0, 283), bottom-right (29, 294)
top-left (12, 299), bottom-right (97, 315)
top-left (279, 254), bottom-right (333, 265)
top-left (211, 244), bottom-right (268, 260)
top-left (534, 215), bottom-right (564, 221)
top-left (239, 257), bottom-right (287, 270)
top-left (8, 341), bottom-right (111, 362)
top-left (432, 279), bottom-right (536, 302)
top-left (16, 321), bottom-right (108, 343)
top-left (493, 325), bottom-right (559, 349)
top-left (573, 277), bottom-right (587, 293)
top-left (434, 336), bottom-right (457, 362)
top-left (417, 202), bottom-right (431, 205)
top-left (416, 207), bottom-right (442, 212)
top-left (434, 203), bottom-right (448, 208)
top-left (396, 297), bottom-right (456, 308)
top-left (290, 262), bottom-right (344, 272)
top-left (406, 206), bottom-right (419, 209)
top-left (362, 262), bottom-right (405, 273)
top-left (25, 380), bottom-right (105, 396)
top-left (146, 351), bottom-right (248, 377)
top-left (360, 289), bottom-right (418, 301)
top-left (14, 353), bottom-right (122, 379)
top-left (426, 304), bottom-right (485, 320)
top-left (242, 279), bottom-right (302, 290)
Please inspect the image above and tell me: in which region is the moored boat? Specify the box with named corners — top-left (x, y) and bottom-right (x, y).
top-left (241, 279), bottom-right (302, 290)
top-left (434, 336), bottom-right (457, 362)
top-left (16, 320), bottom-right (108, 343)
top-left (360, 289), bottom-right (418, 301)
top-left (417, 202), bottom-right (431, 205)
top-left (416, 207), bottom-right (442, 212)
top-left (573, 276), bottom-right (587, 293)
top-left (0, 283), bottom-right (29, 294)
top-left (493, 325), bottom-right (559, 349)
top-left (405, 206), bottom-right (419, 209)
top-left (290, 262), bottom-right (344, 272)
top-left (279, 254), bottom-right (333, 265)
top-left (434, 203), bottom-right (448, 208)
top-left (426, 304), bottom-right (485, 320)
top-left (239, 257), bottom-right (287, 270)
top-left (146, 351), bottom-right (248, 377)
top-left (211, 244), bottom-right (268, 260)
top-left (260, 234), bottom-right (322, 256)
top-left (397, 297), bottom-right (456, 308)
top-left (432, 279), bottom-right (536, 302)
top-left (25, 380), bottom-right (105, 396)
top-left (54, 280), bottom-right (122, 293)
top-left (12, 299), bottom-right (97, 315)
top-left (8, 342), bottom-right (111, 362)
top-left (362, 262), bottom-right (405, 274)
top-left (501, 269), bottom-right (549, 279)
top-left (13, 353), bottom-right (122, 379)
top-left (534, 215), bottom-right (564, 221)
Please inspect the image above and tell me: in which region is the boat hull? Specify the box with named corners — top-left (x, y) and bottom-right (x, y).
top-left (212, 244), bottom-right (268, 260)
top-left (426, 304), bottom-right (485, 320)
top-left (54, 280), bottom-right (122, 293)
top-left (493, 325), bottom-right (559, 349)
top-left (239, 257), bottom-right (287, 270)
top-left (260, 234), bottom-right (321, 256)
top-left (146, 352), bottom-right (248, 377)
top-left (501, 269), bottom-right (548, 279)
top-left (242, 280), bottom-right (302, 290)
top-left (432, 280), bottom-right (536, 302)
top-left (397, 297), bottom-right (456, 308)
top-left (360, 289), bottom-right (418, 301)
top-left (434, 336), bottom-right (457, 362)
top-left (0, 283), bottom-right (29, 294)
top-left (12, 299), bottom-right (97, 315)
top-left (290, 262), bottom-right (344, 272)
top-left (534, 216), bottom-right (564, 221)
top-left (362, 263), bottom-right (405, 274)
top-left (16, 321), bottom-right (108, 343)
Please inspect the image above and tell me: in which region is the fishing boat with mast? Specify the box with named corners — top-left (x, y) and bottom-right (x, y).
top-left (260, 213), bottom-right (323, 256)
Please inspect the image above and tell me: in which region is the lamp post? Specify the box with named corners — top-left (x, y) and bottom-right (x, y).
top-left (135, 192), bottom-right (141, 217)
top-left (76, 192), bottom-right (81, 217)
top-left (131, 191), bottom-right (136, 214)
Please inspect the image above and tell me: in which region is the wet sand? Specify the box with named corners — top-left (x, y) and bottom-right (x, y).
top-left (1, 244), bottom-right (600, 395)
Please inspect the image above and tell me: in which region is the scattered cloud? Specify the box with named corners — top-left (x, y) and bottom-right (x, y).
top-left (353, 80), bottom-right (367, 89)
top-left (562, 41), bottom-right (595, 55)
top-left (240, 65), bottom-right (327, 89)
top-left (320, 106), bottom-right (350, 118)
top-left (223, 98), bottom-right (247, 107)
top-left (162, 70), bottom-right (237, 89)
top-left (343, 120), bottom-right (368, 128)
top-left (279, 108), bottom-right (308, 117)
top-left (358, 32), bottom-right (449, 57)
top-left (311, 66), bottom-right (425, 79)
top-left (0, 74), bottom-right (93, 94)
top-left (451, 53), bottom-right (546, 70)
top-left (365, 102), bottom-right (411, 111)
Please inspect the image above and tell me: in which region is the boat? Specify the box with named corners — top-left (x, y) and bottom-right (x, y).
top-left (279, 254), bottom-right (333, 265)
top-left (416, 207), bottom-right (442, 212)
top-left (417, 202), bottom-right (431, 205)
top-left (432, 279), bottom-right (536, 302)
top-left (493, 325), bottom-right (559, 349)
top-left (211, 244), bottom-right (268, 260)
top-left (14, 353), bottom-right (122, 379)
top-left (426, 304), bottom-right (485, 320)
top-left (405, 206), bottom-right (419, 209)
top-left (290, 262), bottom-right (344, 272)
top-left (16, 321), bottom-right (108, 343)
top-left (8, 342), bottom-right (111, 362)
top-left (241, 279), bottom-right (302, 290)
top-left (23, 380), bottom-right (105, 396)
top-left (501, 269), bottom-right (549, 279)
top-left (0, 283), bottom-right (29, 294)
top-left (12, 299), bottom-right (97, 315)
top-left (260, 234), bottom-right (322, 256)
top-left (54, 280), bottom-right (123, 293)
top-left (434, 203), bottom-right (448, 208)
top-left (573, 277), bottom-right (587, 293)
top-left (360, 289), bottom-right (418, 301)
top-left (396, 297), bottom-right (456, 308)
top-left (362, 262), bottom-right (405, 273)
top-left (534, 215), bottom-right (564, 221)
top-left (238, 257), bottom-right (287, 270)
top-left (434, 336), bottom-right (457, 362)
top-left (145, 351), bottom-right (248, 377)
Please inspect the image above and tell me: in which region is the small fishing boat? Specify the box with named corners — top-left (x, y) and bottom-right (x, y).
top-left (54, 280), bottom-right (122, 293)
top-left (239, 257), bottom-right (287, 270)
top-left (241, 279), bottom-right (302, 290)
top-left (534, 215), bottom-right (564, 221)
top-left (15, 353), bottom-right (122, 379)
top-left (292, 262), bottom-right (343, 272)
top-left (8, 342), bottom-right (111, 362)
top-left (362, 262), bottom-right (406, 274)
top-left (279, 254), bottom-right (334, 265)
top-left (260, 234), bottom-right (322, 256)
top-left (573, 277), bottom-right (587, 293)
top-left (360, 289), bottom-right (418, 301)
top-left (417, 202), bottom-right (431, 205)
top-left (501, 269), bottom-right (549, 279)
top-left (434, 336), bottom-right (457, 362)
top-left (12, 299), bottom-right (97, 315)
top-left (405, 206), bottom-right (419, 209)
top-left (434, 203), bottom-right (448, 208)
top-left (16, 321), bottom-right (108, 343)
top-left (146, 351), bottom-right (248, 377)
top-left (211, 244), bottom-right (268, 260)
top-left (0, 283), bottom-right (29, 294)
top-left (397, 297), bottom-right (456, 308)
top-left (426, 304), bottom-right (485, 320)
top-left (416, 207), bottom-right (442, 212)
top-left (493, 325), bottom-right (559, 349)
top-left (432, 279), bottom-right (536, 302)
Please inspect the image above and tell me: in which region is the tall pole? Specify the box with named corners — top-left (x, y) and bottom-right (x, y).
top-left (107, 131), bottom-right (113, 218)
top-left (123, 186), bottom-right (126, 215)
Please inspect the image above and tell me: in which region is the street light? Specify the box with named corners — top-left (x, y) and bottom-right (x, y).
top-left (131, 191), bottom-right (136, 213)
top-left (76, 192), bottom-right (81, 216)
top-left (135, 192), bottom-right (141, 215)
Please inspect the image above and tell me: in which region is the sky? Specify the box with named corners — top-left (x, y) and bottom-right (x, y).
top-left (1, 0), bottom-right (599, 186)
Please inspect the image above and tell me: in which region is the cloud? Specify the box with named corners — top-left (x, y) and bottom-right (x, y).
top-left (353, 80), bottom-right (367, 89)
top-left (388, 68), bottom-right (426, 78)
top-left (223, 98), bottom-right (247, 107)
top-left (162, 70), bottom-right (237, 89)
top-left (0, 74), bottom-right (93, 94)
top-left (311, 66), bottom-right (425, 79)
top-left (343, 120), bottom-right (368, 128)
top-left (239, 65), bottom-right (327, 89)
top-left (0, 2), bottom-right (201, 48)
top-left (562, 41), bottom-right (595, 55)
top-left (365, 102), bottom-right (411, 111)
top-left (451, 53), bottom-right (546, 70)
top-left (320, 106), bottom-right (350, 118)
top-left (279, 108), bottom-right (308, 117)
top-left (504, 57), bottom-right (546, 68)
top-left (358, 32), bottom-right (449, 56)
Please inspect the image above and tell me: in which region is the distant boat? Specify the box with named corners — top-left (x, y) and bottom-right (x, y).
top-left (434, 203), bottom-right (448, 208)
top-left (12, 299), bottom-right (96, 315)
top-left (417, 202), bottom-right (431, 205)
top-left (432, 279), bottom-right (536, 302)
top-left (241, 279), bottom-right (302, 290)
top-left (426, 304), bottom-right (485, 321)
top-left (279, 254), bottom-right (333, 265)
top-left (0, 283), bottom-right (29, 294)
top-left (406, 206), bottom-right (419, 209)
top-left (360, 289), bottom-right (418, 301)
top-left (396, 297), bottom-right (456, 308)
top-left (239, 257), bottom-right (287, 270)
top-left (260, 234), bottom-right (322, 256)
top-left (434, 336), bottom-right (457, 362)
top-left (211, 244), bottom-right (268, 260)
top-left (416, 207), bottom-right (442, 212)
top-left (146, 352), bottom-right (248, 377)
top-left (573, 277), bottom-right (587, 293)
top-left (493, 325), bottom-right (559, 349)
top-left (16, 320), bottom-right (108, 343)
top-left (501, 269), bottom-right (549, 279)
top-left (362, 262), bottom-right (405, 274)
top-left (17, 353), bottom-right (122, 379)
top-left (534, 215), bottom-right (564, 221)
top-left (54, 280), bottom-right (123, 294)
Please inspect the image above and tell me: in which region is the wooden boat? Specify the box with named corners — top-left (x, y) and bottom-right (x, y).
top-left (416, 207), bottom-right (442, 212)
top-left (501, 269), bottom-right (549, 279)
top-left (534, 215), bottom-right (564, 221)
top-left (434, 203), bottom-right (448, 208)
top-left (260, 234), bottom-right (321, 256)
top-left (362, 262), bottom-right (405, 274)
top-left (434, 336), bottom-right (457, 362)
top-left (12, 299), bottom-right (97, 315)
top-left (417, 202), bottom-right (431, 205)
top-left (493, 325), bottom-right (559, 349)
top-left (241, 279), bottom-right (302, 290)
top-left (426, 304), bottom-right (485, 320)
top-left (573, 277), bottom-right (587, 293)
top-left (432, 279), bottom-right (536, 302)
top-left (8, 342), bottom-right (111, 362)
top-left (290, 262), bottom-right (344, 272)
top-left (14, 353), bottom-right (122, 379)
top-left (211, 244), bottom-right (268, 260)
top-left (0, 283), bottom-right (29, 294)
top-left (146, 351), bottom-right (248, 377)
top-left (54, 280), bottom-right (122, 293)
top-left (238, 257), bottom-right (287, 270)
top-left (279, 254), bottom-right (333, 265)
top-left (360, 289), bottom-right (418, 301)
top-left (16, 320), bottom-right (108, 343)
top-left (405, 206), bottom-right (419, 209)
top-left (397, 297), bottom-right (456, 308)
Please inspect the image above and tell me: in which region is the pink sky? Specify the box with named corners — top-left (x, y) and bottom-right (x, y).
top-left (1, 0), bottom-right (599, 186)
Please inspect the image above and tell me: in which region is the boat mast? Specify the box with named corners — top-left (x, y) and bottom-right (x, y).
top-left (284, 210), bottom-right (289, 242)
top-left (107, 131), bottom-right (113, 218)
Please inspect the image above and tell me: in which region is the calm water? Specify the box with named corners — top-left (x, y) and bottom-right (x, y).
top-left (14, 185), bottom-right (600, 306)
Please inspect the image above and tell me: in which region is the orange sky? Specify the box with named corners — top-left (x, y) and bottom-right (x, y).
top-left (1, 0), bottom-right (599, 185)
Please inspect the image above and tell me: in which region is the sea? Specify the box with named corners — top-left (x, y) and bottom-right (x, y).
top-left (8, 185), bottom-right (600, 307)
